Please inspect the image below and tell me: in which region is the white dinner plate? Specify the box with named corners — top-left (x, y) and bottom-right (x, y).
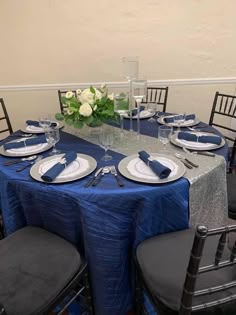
top-left (30, 153), bottom-right (97, 183)
top-left (22, 121), bottom-right (63, 134)
top-left (170, 131), bottom-right (225, 151)
top-left (123, 110), bottom-right (155, 119)
top-left (118, 153), bottom-right (186, 184)
top-left (157, 115), bottom-right (200, 127)
top-left (0, 137), bottom-right (53, 157)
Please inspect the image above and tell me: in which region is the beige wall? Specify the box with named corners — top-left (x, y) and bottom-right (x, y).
top-left (0, 0), bottom-right (236, 130)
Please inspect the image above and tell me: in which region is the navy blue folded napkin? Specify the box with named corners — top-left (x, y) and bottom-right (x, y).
top-left (130, 105), bottom-right (145, 117)
top-left (138, 150), bottom-right (171, 179)
top-left (4, 135), bottom-right (47, 150)
top-left (41, 151), bottom-right (77, 182)
top-left (177, 132), bottom-right (222, 145)
top-left (26, 120), bottom-right (40, 127)
top-left (164, 114), bottom-right (195, 124)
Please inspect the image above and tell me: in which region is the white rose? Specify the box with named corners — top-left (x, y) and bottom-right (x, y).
top-left (66, 108), bottom-right (74, 115)
top-left (76, 89), bottom-right (82, 95)
top-left (79, 89), bottom-right (95, 105)
top-left (65, 91), bottom-right (74, 99)
top-left (108, 93), bottom-right (114, 100)
top-left (79, 103), bottom-right (93, 117)
top-left (79, 88), bottom-right (102, 104)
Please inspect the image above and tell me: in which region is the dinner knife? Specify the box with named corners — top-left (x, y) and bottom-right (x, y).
top-left (84, 167), bottom-right (103, 188)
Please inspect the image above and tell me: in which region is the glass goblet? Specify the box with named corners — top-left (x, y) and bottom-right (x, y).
top-left (147, 103), bottom-right (158, 122)
top-left (45, 125), bottom-right (61, 155)
top-left (158, 125), bottom-right (173, 153)
top-left (99, 130), bottom-right (114, 161)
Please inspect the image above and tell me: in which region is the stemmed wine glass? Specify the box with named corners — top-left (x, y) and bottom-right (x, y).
top-left (99, 129), bottom-right (114, 161)
top-left (132, 79), bottom-right (147, 136)
top-left (38, 114), bottom-right (51, 130)
top-left (45, 125), bottom-right (61, 155)
top-left (158, 125), bottom-right (173, 152)
top-left (147, 103), bottom-right (158, 122)
top-left (114, 92), bottom-right (129, 136)
top-left (174, 113), bottom-right (186, 132)
top-left (122, 56), bottom-right (139, 132)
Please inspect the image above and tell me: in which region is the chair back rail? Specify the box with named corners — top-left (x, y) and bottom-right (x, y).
top-left (140, 87), bottom-right (169, 112)
top-left (0, 98), bottom-right (13, 135)
top-left (180, 224), bottom-right (236, 314)
top-left (209, 91), bottom-right (236, 171)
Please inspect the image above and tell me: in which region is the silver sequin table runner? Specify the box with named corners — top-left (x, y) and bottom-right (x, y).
top-left (66, 125), bottom-right (228, 228)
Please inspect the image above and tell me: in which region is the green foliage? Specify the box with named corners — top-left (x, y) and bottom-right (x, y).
top-left (55, 86), bottom-right (117, 128)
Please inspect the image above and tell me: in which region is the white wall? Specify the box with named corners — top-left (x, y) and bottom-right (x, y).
top-left (0, 0), bottom-right (236, 129)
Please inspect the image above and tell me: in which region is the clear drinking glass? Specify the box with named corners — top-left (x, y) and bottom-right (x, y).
top-left (114, 92), bottom-right (129, 135)
top-left (147, 103), bottom-right (158, 122)
top-left (38, 114), bottom-right (51, 130)
top-left (122, 56), bottom-right (139, 132)
top-left (132, 79), bottom-right (147, 136)
top-left (158, 125), bottom-right (173, 152)
top-left (45, 125), bottom-right (61, 155)
top-left (174, 113), bottom-right (186, 132)
top-left (99, 130), bottom-right (114, 161)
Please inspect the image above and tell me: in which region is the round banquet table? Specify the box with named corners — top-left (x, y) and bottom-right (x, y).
top-left (0, 117), bottom-right (229, 315)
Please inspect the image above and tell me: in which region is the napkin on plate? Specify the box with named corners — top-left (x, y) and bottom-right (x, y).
top-left (164, 114), bottom-right (195, 124)
top-left (26, 120), bottom-right (40, 127)
top-left (138, 150), bottom-right (171, 179)
top-left (177, 132), bottom-right (222, 145)
top-left (4, 135), bottom-right (47, 150)
top-left (41, 151), bottom-right (78, 182)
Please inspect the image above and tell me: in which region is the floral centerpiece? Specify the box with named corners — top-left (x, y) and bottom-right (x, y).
top-left (55, 85), bottom-right (117, 128)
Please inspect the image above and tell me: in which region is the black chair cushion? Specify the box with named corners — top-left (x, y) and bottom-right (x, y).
top-left (136, 228), bottom-right (236, 313)
top-left (227, 174), bottom-right (236, 219)
top-left (0, 226), bottom-right (81, 315)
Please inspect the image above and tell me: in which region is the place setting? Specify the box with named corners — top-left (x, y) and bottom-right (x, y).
top-left (170, 130), bottom-right (225, 151)
top-left (21, 116), bottom-right (63, 134)
top-left (157, 113), bottom-right (200, 128)
top-left (30, 151), bottom-right (97, 184)
top-left (118, 150), bottom-right (186, 184)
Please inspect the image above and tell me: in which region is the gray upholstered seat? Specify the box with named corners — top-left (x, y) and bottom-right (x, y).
top-left (136, 228), bottom-right (236, 314)
top-left (0, 226), bottom-right (82, 315)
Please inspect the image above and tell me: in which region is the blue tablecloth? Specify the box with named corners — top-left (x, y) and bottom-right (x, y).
top-left (0, 118), bottom-right (228, 315)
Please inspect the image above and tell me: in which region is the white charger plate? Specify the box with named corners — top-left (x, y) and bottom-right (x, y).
top-left (118, 153), bottom-right (186, 184)
top-left (123, 110), bottom-right (155, 119)
top-left (157, 115), bottom-right (200, 127)
top-left (0, 138), bottom-right (52, 157)
top-left (30, 153), bottom-right (97, 183)
top-left (170, 131), bottom-right (225, 151)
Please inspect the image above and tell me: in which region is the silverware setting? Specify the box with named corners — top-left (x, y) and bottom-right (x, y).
top-left (92, 167), bottom-right (110, 186)
top-left (3, 155), bottom-right (38, 166)
top-left (174, 153), bottom-right (198, 169)
top-left (183, 147), bottom-right (215, 157)
top-left (16, 155), bottom-right (43, 172)
top-left (84, 167), bottom-right (103, 187)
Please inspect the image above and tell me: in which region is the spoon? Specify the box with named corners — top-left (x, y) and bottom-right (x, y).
top-left (3, 155), bottom-right (38, 166)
